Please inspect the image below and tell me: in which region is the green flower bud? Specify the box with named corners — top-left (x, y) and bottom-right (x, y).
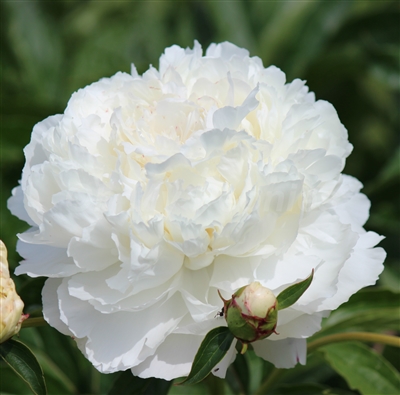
top-left (219, 282), bottom-right (278, 347)
top-left (0, 241), bottom-right (27, 343)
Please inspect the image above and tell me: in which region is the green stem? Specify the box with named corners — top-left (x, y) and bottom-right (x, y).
top-left (307, 332), bottom-right (400, 353)
top-left (254, 368), bottom-right (284, 395)
top-left (255, 332), bottom-right (400, 395)
top-left (21, 316), bottom-right (47, 328)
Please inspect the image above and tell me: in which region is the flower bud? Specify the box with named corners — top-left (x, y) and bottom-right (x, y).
top-left (220, 282), bottom-right (278, 345)
top-left (0, 241), bottom-right (27, 343)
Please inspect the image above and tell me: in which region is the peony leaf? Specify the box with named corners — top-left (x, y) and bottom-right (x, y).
top-left (316, 288), bottom-right (400, 337)
top-left (142, 378), bottom-right (172, 395)
top-left (277, 270), bottom-right (314, 311)
top-left (108, 371), bottom-right (171, 395)
top-left (108, 371), bottom-right (147, 394)
top-left (320, 341), bottom-right (400, 395)
top-left (270, 383), bottom-right (355, 394)
top-left (226, 352), bottom-right (250, 395)
top-left (177, 326), bottom-right (235, 385)
top-left (0, 339), bottom-right (47, 395)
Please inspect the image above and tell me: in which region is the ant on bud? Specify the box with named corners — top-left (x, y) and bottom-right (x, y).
top-left (214, 307), bottom-right (224, 318)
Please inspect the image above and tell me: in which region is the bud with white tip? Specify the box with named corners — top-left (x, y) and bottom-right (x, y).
top-left (219, 282), bottom-right (278, 351)
top-left (0, 240), bottom-right (27, 343)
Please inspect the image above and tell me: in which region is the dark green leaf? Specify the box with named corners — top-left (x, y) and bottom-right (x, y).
top-left (272, 351), bottom-right (338, 390)
top-left (207, 1), bottom-right (255, 51)
top-left (226, 352), bottom-right (250, 395)
top-left (169, 382), bottom-right (208, 395)
top-left (316, 288), bottom-right (400, 337)
top-left (108, 370), bottom-right (171, 395)
top-left (178, 326), bottom-right (235, 385)
top-left (18, 278), bottom-right (46, 312)
top-left (320, 341), bottom-right (400, 395)
top-left (34, 350), bottom-right (76, 394)
top-left (4, 1), bottom-right (63, 106)
top-left (270, 383), bottom-right (355, 395)
top-left (142, 378), bottom-right (171, 395)
top-left (378, 264), bottom-right (400, 294)
top-left (108, 370), bottom-right (147, 395)
top-left (277, 270), bottom-right (314, 311)
top-left (0, 339), bottom-right (46, 395)
top-left (0, 363), bottom-right (35, 394)
top-left (18, 325), bottom-right (84, 392)
top-left (365, 147), bottom-right (400, 194)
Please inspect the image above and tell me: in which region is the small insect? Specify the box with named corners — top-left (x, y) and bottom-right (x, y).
top-left (215, 307), bottom-right (224, 318)
top-left (213, 368), bottom-right (220, 373)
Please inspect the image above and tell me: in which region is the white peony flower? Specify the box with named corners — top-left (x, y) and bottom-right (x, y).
top-left (8, 41), bottom-right (385, 379)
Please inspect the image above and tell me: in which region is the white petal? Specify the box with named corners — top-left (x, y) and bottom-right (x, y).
top-left (42, 278), bottom-right (74, 336)
top-left (57, 279), bottom-right (187, 373)
top-left (67, 218), bottom-right (118, 271)
top-left (15, 241), bottom-right (80, 277)
top-left (253, 338), bottom-right (307, 368)
top-left (213, 86), bottom-right (259, 130)
top-left (131, 333), bottom-right (202, 380)
top-left (210, 255), bottom-right (261, 294)
top-left (7, 186), bottom-right (36, 226)
top-left (271, 309), bottom-right (326, 339)
top-left (206, 41), bottom-right (249, 60)
top-left (322, 231), bottom-right (385, 310)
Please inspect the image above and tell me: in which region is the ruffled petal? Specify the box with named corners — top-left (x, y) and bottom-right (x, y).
top-left (56, 277), bottom-right (187, 373)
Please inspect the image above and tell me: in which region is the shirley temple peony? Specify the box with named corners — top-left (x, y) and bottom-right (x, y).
top-left (8, 41), bottom-right (385, 379)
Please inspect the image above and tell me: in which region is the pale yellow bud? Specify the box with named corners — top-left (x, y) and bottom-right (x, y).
top-left (0, 240), bottom-right (27, 343)
top-left (235, 281), bottom-right (277, 318)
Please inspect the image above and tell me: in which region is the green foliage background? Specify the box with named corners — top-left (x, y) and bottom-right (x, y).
top-left (1, 1), bottom-right (399, 394)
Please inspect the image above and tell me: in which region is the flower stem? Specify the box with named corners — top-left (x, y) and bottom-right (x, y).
top-left (307, 332), bottom-right (400, 353)
top-left (254, 368), bottom-right (284, 395)
top-left (255, 332), bottom-right (400, 395)
top-left (21, 316), bottom-right (47, 328)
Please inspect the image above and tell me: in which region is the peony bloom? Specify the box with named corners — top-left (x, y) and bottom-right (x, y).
top-left (0, 240), bottom-right (27, 343)
top-left (8, 41), bottom-right (385, 379)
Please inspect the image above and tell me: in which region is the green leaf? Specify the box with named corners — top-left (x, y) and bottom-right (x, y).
top-left (270, 383), bottom-right (355, 395)
top-left (379, 264), bottom-right (400, 293)
top-left (226, 352), bottom-right (250, 395)
top-left (207, 1), bottom-right (255, 52)
top-left (108, 370), bottom-right (170, 395)
top-left (365, 146), bottom-right (400, 193)
top-left (3, 1), bottom-right (64, 106)
top-left (34, 351), bottom-right (77, 395)
top-left (0, 339), bottom-right (47, 395)
top-left (320, 341), bottom-right (400, 395)
top-left (178, 326), bottom-right (235, 385)
top-left (17, 325), bottom-right (85, 393)
top-left (108, 370), bottom-right (146, 395)
top-left (142, 378), bottom-right (171, 395)
top-left (277, 270), bottom-right (314, 311)
top-left (316, 288), bottom-right (400, 337)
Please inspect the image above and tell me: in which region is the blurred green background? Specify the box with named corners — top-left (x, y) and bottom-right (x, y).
top-left (1, 1), bottom-right (399, 394)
